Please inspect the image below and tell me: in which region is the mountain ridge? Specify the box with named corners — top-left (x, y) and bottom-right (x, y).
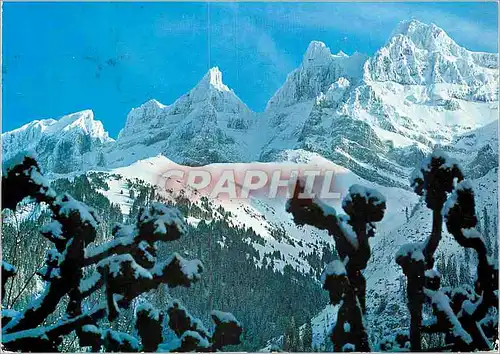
top-left (2, 19), bottom-right (498, 182)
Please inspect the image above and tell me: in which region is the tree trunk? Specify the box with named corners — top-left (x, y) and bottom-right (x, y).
top-left (407, 264), bottom-right (425, 351)
top-left (424, 209), bottom-right (443, 269)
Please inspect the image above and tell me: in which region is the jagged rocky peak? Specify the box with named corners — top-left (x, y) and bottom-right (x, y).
top-left (187, 66), bottom-right (231, 101)
top-left (302, 41), bottom-right (352, 67)
top-left (266, 40), bottom-right (367, 110)
top-left (197, 66), bottom-right (230, 92)
top-left (390, 19), bottom-right (497, 67)
top-left (389, 19), bottom-right (456, 52)
top-left (118, 99), bottom-right (169, 140)
top-left (365, 19), bottom-right (499, 97)
top-left (172, 66), bottom-right (251, 115)
top-left (49, 109), bottom-right (111, 138)
top-left (2, 109), bottom-right (113, 174)
top-left (118, 67), bottom-right (251, 141)
top-left (9, 109), bottom-right (110, 139)
top-left (137, 98), bottom-right (167, 110)
top-left (2, 110), bottom-right (112, 161)
top-left (302, 41), bottom-right (334, 67)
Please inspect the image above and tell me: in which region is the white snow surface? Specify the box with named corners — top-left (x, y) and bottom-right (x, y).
top-left (94, 152), bottom-right (417, 274)
top-left (211, 310), bottom-right (239, 325)
top-left (321, 260), bottom-right (347, 285)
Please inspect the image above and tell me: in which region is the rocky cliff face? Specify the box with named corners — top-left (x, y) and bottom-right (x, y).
top-left (265, 41), bottom-right (367, 110)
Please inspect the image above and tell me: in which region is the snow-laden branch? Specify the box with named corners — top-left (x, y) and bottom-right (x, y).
top-left (397, 150), bottom-right (497, 351)
top-left (1, 154), bottom-right (242, 352)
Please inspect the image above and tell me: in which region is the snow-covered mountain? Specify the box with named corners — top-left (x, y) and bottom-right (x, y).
top-left (265, 41), bottom-right (367, 110)
top-left (106, 67), bottom-right (255, 167)
top-left (366, 19), bottom-right (498, 98)
top-left (260, 19), bottom-right (497, 187)
top-left (4, 20), bottom-right (496, 182)
top-left (1, 110), bottom-right (113, 174)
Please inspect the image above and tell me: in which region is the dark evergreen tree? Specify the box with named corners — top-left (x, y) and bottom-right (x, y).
top-left (459, 256), bottom-right (470, 286)
top-left (283, 315), bottom-right (299, 351)
top-left (436, 253), bottom-right (446, 282)
top-left (302, 317), bottom-right (313, 351)
top-left (447, 255), bottom-right (459, 287)
top-left (482, 207), bottom-right (492, 254)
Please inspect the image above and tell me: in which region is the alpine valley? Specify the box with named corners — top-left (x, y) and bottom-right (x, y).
top-left (2, 20), bottom-right (498, 351)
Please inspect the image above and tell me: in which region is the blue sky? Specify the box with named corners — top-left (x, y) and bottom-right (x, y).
top-left (3, 2), bottom-right (498, 137)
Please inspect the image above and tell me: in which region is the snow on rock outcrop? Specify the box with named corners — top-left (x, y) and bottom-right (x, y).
top-left (117, 99), bottom-right (168, 140)
top-left (182, 67), bottom-right (248, 113)
top-left (444, 120), bottom-right (498, 179)
top-left (1, 110), bottom-right (113, 174)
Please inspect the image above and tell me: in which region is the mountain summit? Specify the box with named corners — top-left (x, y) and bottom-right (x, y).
top-left (198, 66), bottom-right (230, 92)
top-left (2, 110), bottom-right (112, 173)
top-left (266, 41), bottom-right (367, 110)
top-left (365, 19), bottom-right (498, 100)
top-left (390, 19), bottom-right (455, 49)
top-left (106, 67), bottom-right (254, 167)
top-left (173, 66), bottom-right (250, 115)
top-left (117, 67), bottom-right (250, 140)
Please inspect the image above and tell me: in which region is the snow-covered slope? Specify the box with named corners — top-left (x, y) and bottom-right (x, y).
top-left (443, 120), bottom-right (499, 178)
top-left (1, 110), bottom-right (113, 174)
top-left (90, 150), bottom-right (417, 277)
